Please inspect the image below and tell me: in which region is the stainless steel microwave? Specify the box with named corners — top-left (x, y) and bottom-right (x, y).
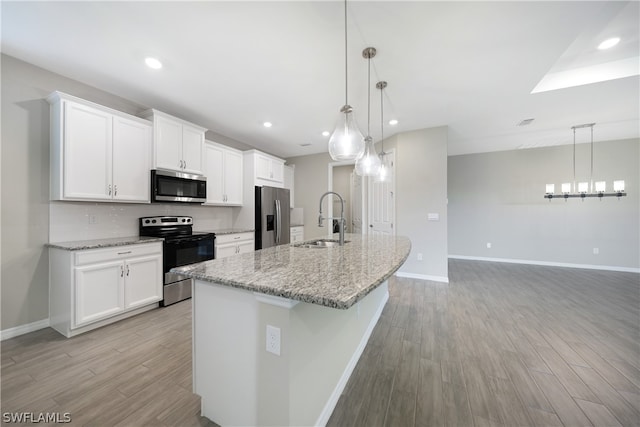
top-left (151, 169), bottom-right (207, 203)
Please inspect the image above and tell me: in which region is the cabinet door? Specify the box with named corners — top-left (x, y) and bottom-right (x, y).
top-left (64, 102), bottom-right (112, 200)
top-left (75, 261), bottom-right (124, 327)
top-left (155, 115), bottom-right (183, 171)
top-left (237, 240), bottom-right (255, 255)
top-left (255, 154), bottom-right (272, 181)
top-left (216, 243), bottom-right (240, 259)
top-left (124, 254), bottom-right (162, 309)
top-left (224, 149), bottom-right (243, 205)
top-left (204, 143), bottom-right (225, 204)
top-left (112, 117), bottom-right (152, 202)
top-left (270, 159), bottom-right (284, 183)
top-left (182, 124), bottom-right (204, 174)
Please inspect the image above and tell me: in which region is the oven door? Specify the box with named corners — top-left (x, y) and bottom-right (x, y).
top-left (163, 235), bottom-right (215, 284)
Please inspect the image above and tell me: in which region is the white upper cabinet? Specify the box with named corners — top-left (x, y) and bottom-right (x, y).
top-left (143, 109), bottom-right (206, 175)
top-left (204, 141), bottom-right (243, 206)
top-left (112, 116), bottom-right (152, 202)
top-left (245, 150), bottom-right (285, 188)
top-left (48, 91), bottom-right (151, 203)
top-left (255, 152), bottom-right (284, 183)
top-left (284, 165), bottom-right (295, 208)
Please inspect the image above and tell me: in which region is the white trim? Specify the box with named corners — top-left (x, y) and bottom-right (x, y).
top-left (1, 318), bottom-right (50, 341)
top-left (253, 292), bottom-right (299, 309)
top-left (448, 255), bottom-right (640, 273)
top-left (314, 289), bottom-right (389, 427)
top-left (395, 271), bottom-right (450, 283)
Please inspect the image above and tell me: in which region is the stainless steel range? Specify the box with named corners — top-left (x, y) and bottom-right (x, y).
top-left (139, 216), bottom-right (215, 306)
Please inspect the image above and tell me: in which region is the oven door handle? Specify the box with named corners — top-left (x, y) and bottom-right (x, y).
top-left (165, 236), bottom-right (209, 245)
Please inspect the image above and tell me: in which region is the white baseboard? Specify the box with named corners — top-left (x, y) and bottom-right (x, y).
top-left (448, 255), bottom-right (640, 273)
top-left (1, 318), bottom-right (50, 341)
top-left (395, 271), bottom-right (450, 283)
top-left (314, 288), bottom-right (389, 427)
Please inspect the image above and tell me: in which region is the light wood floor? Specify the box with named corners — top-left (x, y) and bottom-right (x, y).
top-left (329, 260), bottom-right (640, 427)
top-left (2, 260), bottom-right (639, 426)
top-left (1, 298), bottom-right (217, 426)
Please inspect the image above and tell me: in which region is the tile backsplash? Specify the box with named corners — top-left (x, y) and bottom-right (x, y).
top-left (50, 201), bottom-right (237, 242)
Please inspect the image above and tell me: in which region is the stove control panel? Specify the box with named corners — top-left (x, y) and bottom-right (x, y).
top-left (140, 216), bottom-right (193, 227)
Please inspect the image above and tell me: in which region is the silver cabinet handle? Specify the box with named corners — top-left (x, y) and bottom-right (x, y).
top-left (108, 184), bottom-right (112, 196)
top-left (120, 266), bottom-right (124, 277)
top-left (126, 265), bottom-right (130, 276)
top-left (117, 251), bottom-right (132, 255)
top-left (114, 185), bottom-right (118, 196)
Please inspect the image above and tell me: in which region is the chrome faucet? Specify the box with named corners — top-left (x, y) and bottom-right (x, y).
top-left (318, 191), bottom-right (346, 246)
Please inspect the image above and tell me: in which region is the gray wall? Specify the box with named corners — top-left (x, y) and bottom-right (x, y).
top-left (448, 138), bottom-right (640, 269)
top-left (395, 127), bottom-right (449, 280)
top-left (288, 126), bottom-right (449, 281)
top-left (0, 55), bottom-right (249, 331)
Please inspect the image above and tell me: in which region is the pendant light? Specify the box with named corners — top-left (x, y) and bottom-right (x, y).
top-left (355, 47), bottom-right (382, 176)
top-left (375, 81), bottom-right (390, 183)
top-left (328, 0), bottom-right (365, 161)
top-left (544, 123), bottom-right (626, 200)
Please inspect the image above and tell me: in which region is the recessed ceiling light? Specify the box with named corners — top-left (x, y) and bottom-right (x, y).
top-left (598, 37), bottom-right (620, 50)
top-left (388, 119), bottom-right (398, 126)
top-left (145, 57), bottom-right (162, 69)
top-left (322, 131), bottom-right (330, 137)
top-left (263, 122), bottom-right (273, 128)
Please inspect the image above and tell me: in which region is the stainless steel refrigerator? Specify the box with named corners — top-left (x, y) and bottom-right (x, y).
top-left (255, 186), bottom-right (290, 249)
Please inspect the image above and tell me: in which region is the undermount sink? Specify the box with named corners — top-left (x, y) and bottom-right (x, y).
top-left (294, 239), bottom-right (349, 249)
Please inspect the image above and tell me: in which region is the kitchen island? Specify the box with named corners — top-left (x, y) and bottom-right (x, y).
top-left (175, 233), bottom-right (411, 426)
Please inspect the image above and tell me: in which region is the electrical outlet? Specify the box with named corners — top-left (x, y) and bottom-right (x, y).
top-left (593, 247), bottom-right (599, 255)
top-left (266, 325), bottom-right (281, 356)
top-left (486, 242), bottom-right (492, 249)
top-left (417, 253), bottom-right (423, 261)
top-left (88, 215), bottom-right (98, 224)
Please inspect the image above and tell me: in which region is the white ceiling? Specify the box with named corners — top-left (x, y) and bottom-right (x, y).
top-left (2, 1), bottom-right (638, 157)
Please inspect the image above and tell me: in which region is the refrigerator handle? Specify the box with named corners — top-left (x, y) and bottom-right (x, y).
top-left (275, 199), bottom-right (281, 244)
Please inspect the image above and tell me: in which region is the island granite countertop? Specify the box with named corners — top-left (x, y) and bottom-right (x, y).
top-left (46, 236), bottom-right (164, 251)
top-left (173, 233), bottom-right (411, 309)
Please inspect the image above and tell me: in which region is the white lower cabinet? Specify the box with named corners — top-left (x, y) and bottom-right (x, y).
top-left (50, 242), bottom-right (162, 337)
top-left (75, 260), bottom-right (124, 326)
top-left (216, 232), bottom-right (254, 259)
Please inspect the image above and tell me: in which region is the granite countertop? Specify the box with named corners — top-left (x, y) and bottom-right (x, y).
top-left (47, 236), bottom-right (164, 251)
top-left (173, 233), bottom-right (411, 309)
top-left (200, 228), bottom-right (254, 235)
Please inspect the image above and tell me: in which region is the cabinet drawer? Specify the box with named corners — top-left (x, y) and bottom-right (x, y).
top-left (215, 232), bottom-right (254, 245)
top-left (75, 243), bottom-right (162, 266)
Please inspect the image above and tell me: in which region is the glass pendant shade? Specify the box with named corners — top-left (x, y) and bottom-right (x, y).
top-left (328, 105), bottom-right (365, 161)
top-left (355, 136), bottom-right (381, 176)
top-left (375, 153), bottom-right (391, 183)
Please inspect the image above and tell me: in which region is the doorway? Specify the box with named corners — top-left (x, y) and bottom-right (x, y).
top-left (368, 150), bottom-right (396, 235)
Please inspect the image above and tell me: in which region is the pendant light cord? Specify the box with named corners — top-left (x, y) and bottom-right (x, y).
top-left (367, 55), bottom-right (371, 136)
top-left (573, 127), bottom-right (576, 189)
top-left (590, 124), bottom-right (594, 190)
top-left (344, 0), bottom-right (348, 106)
top-left (380, 84), bottom-right (384, 154)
